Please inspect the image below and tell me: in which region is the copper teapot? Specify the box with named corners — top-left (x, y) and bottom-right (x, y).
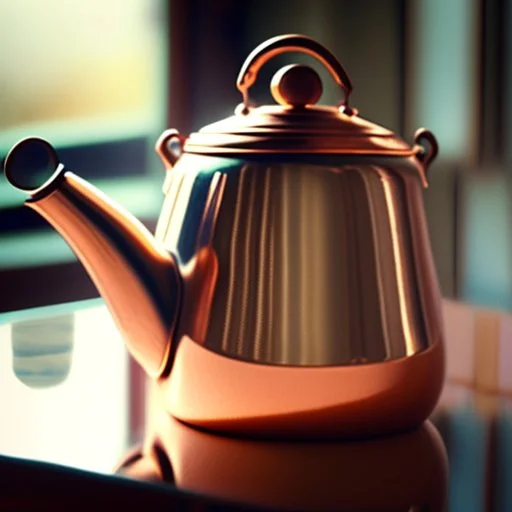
top-left (3, 35), bottom-right (444, 439)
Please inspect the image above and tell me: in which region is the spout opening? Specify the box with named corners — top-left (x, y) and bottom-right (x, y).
top-left (4, 137), bottom-right (65, 197)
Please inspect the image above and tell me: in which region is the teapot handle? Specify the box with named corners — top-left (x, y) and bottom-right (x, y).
top-left (236, 34), bottom-right (353, 112)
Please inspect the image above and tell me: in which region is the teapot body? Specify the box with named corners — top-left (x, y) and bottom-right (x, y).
top-left (155, 152), bottom-right (445, 438)
top-left (156, 153), bottom-right (443, 368)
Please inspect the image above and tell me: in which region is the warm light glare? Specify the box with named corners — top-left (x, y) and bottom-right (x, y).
top-left (0, 0), bottom-right (165, 141)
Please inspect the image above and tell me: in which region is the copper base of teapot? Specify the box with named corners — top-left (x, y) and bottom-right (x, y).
top-left (157, 336), bottom-right (444, 440)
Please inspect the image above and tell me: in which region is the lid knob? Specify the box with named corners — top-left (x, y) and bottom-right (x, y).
top-left (271, 64), bottom-right (323, 107)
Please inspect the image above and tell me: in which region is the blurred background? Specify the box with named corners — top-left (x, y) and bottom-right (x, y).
top-left (1, 0), bottom-right (511, 313)
top-left (1, 2), bottom-right (512, 505)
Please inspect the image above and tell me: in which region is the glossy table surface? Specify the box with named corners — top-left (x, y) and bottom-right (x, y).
top-left (1, 298), bottom-right (511, 511)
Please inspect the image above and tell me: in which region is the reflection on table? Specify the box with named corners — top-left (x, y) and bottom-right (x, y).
top-left (2, 299), bottom-right (512, 510)
top-left (119, 409), bottom-right (448, 511)
top-left (433, 385), bottom-right (512, 512)
top-left (0, 300), bottom-right (129, 473)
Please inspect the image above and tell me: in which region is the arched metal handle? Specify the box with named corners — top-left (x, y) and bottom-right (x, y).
top-left (236, 34), bottom-right (353, 111)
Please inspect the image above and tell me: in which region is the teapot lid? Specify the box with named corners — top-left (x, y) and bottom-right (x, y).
top-left (183, 34), bottom-right (435, 164)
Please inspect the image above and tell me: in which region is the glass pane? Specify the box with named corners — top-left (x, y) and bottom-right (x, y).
top-left (0, 0), bottom-right (167, 291)
top-left (460, 173), bottom-right (512, 309)
top-left (0, 0), bottom-right (167, 149)
top-left (409, 0), bottom-right (478, 161)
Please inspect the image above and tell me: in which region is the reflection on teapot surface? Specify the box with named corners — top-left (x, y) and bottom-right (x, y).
top-left (159, 159), bottom-right (441, 367)
top-left (117, 413), bottom-right (448, 511)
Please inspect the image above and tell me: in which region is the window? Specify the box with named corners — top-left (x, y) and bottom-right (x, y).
top-left (0, 0), bottom-right (169, 312)
top-left (0, 0), bottom-right (167, 153)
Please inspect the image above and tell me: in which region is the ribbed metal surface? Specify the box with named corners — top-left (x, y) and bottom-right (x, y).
top-left (156, 155), bottom-right (443, 367)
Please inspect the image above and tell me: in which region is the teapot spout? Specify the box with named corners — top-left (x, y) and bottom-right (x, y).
top-left (4, 138), bottom-right (181, 378)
